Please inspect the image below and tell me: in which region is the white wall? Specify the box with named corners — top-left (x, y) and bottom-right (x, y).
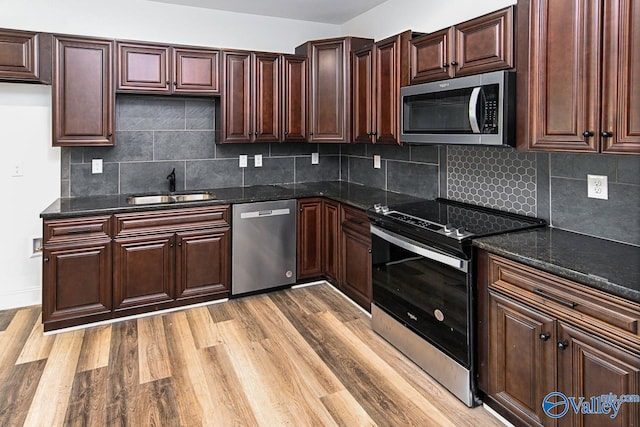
top-left (0, 83), bottom-right (58, 309)
top-left (0, 0), bottom-right (341, 309)
top-left (341, 0), bottom-right (516, 40)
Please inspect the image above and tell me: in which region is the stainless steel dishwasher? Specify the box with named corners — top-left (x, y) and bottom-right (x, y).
top-left (232, 199), bottom-right (297, 296)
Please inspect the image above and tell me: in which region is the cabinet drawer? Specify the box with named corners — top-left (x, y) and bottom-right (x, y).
top-left (341, 205), bottom-right (370, 237)
top-left (488, 254), bottom-right (640, 336)
top-left (44, 216), bottom-right (112, 244)
top-left (114, 206), bottom-right (229, 237)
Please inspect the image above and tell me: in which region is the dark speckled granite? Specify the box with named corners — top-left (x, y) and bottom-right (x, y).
top-left (474, 228), bottom-right (640, 303)
top-left (40, 181), bottom-right (422, 219)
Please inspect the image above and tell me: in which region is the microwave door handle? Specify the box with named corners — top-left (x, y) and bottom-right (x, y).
top-left (468, 87), bottom-right (481, 133)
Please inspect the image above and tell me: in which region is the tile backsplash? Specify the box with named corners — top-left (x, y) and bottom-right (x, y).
top-left (61, 95), bottom-right (640, 246)
top-left (61, 95), bottom-right (339, 197)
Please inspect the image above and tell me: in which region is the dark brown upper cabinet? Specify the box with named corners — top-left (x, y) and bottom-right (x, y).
top-left (410, 6), bottom-right (514, 84)
top-left (281, 55), bottom-right (307, 142)
top-left (52, 35), bottom-right (114, 147)
top-left (296, 37), bottom-right (373, 143)
top-left (353, 31), bottom-right (417, 145)
top-left (517, 0), bottom-right (639, 154)
top-left (117, 41), bottom-right (220, 95)
top-left (0, 29), bottom-right (52, 83)
top-left (220, 50), bottom-right (280, 143)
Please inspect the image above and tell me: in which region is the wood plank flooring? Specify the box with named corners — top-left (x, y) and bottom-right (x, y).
top-left (0, 283), bottom-right (504, 426)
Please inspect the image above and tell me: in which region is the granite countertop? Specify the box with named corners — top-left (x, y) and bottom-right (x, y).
top-left (474, 227), bottom-right (640, 304)
top-left (40, 181), bottom-right (423, 219)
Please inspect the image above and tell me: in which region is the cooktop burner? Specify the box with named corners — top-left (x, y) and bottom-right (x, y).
top-left (368, 198), bottom-right (546, 256)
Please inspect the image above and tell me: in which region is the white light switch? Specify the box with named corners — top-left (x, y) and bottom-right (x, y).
top-left (311, 152), bottom-right (319, 165)
top-left (239, 155), bottom-right (248, 168)
top-left (255, 154), bottom-right (263, 167)
top-left (92, 158), bottom-right (103, 174)
top-left (587, 174), bottom-right (608, 200)
top-left (373, 155), bottom-right (381, 169)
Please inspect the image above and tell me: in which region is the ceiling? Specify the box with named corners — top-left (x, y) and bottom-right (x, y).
top-left (146, 0), bottom-right (389, 24)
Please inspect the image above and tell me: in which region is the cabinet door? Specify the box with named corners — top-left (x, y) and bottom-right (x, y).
top-left (253, 52), bottom-right (280, 142)
top-left (297, 199), bottom-right (323, 279)
top-left (352, 46), bottom-right (374, 143)
top-left (309, 40), bottom-right (347, 142)
top-left (526, 0), bottom-right (600, 152)
top-left (221, 51), bottom-right (252, 143)
top-left (488, 291), bottom-right (556, 427)
top-left (454, 6), bottom-right (514, 77)
top-left (0, 29), bottom-right (38, 81)
top-left (557, 323), bottom-right (640, 427)
top-left (410, 28), bottom-right (453, 84)
top-left (282, 55), bottom-right (306, 142)
top-left (175, 228), bottom-right (230, 300)
top-left (117, 42), bottom-right (171, 93)
top-left (113, 234), bottom-right (175, 311)
top-left (174, 47), bottom-right (220, 94)
top-left (42, 241), bottom-right (112, 328)
top-left (322, 200), bottom-right (340, 283)
top-left (340, 221), bottom-right (372, 311)
top-left (375, 35), bottom-right (403, 145)
top-left (53, 36), bottom-right (114, 146)
top-left (601, 0), bottom-right (640, 154)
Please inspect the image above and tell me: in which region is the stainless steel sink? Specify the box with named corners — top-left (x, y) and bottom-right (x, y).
top-left (127, 192), bottom-right (215, 205)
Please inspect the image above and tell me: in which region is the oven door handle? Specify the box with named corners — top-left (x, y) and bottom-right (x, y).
top-left (371, 225), bottom-right (468, 272)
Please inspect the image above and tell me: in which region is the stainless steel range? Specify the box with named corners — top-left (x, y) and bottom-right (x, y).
top-left (367, 198), bottom-right (545, 407)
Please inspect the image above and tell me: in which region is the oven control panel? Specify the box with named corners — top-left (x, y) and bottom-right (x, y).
top-left (373, 204), bottom-right (473, 240)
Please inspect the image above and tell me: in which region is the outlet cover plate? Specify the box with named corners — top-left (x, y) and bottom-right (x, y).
top-left (91, 159), bottom-right (103, 174)
top-left (254, 154), bottom-right (263, 167)
top-left (373, 155), bottom-right (381, 169)
top-left (311, 152), bottom-right (319, 165)
top-left (587, 174), bottom-right (608, 200)
top-left (239, 155), bottom-right (248, 168)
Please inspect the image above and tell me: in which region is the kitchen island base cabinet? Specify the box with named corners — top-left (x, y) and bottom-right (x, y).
top-left (477, 250), bottom-right (640, 427)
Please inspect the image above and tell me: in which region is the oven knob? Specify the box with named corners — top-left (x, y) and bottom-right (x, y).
top-left (455, 227), bottom-right (466, 237)
top-left (373, 203), bottom-right (382, 213)
top-left (381, 205), bottom-right (390, 214)
top-left (443, 223), bottom-right (454, 233)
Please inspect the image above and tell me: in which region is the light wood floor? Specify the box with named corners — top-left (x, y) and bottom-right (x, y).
top-left (0, 283), bottom-right (503, 426)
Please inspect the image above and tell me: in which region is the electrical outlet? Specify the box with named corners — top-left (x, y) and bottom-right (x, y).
top-left (373, 155), bottom-right (381, 169)
top-left (91, 158), bottom-right (103, 174)
top-left (311, 152), bottom-right (319, 165)
top-left (239, 155), bottom-right (248, 168)
top-left (11, 161), bottom-right (24, 177)
top-left (587, 174), bottom-right (608, 200)
top-left (31, 237), bottom-right (43, 257)
top-left (255, 154), bottom-right (263, 167)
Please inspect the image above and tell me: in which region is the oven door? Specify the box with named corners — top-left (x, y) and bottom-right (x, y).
top-left (371, 225), bottom-right (471, 367)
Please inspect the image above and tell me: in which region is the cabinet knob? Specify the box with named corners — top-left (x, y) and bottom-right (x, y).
top-left (43, 257), bottom-right (50, 262)
top-left (169, 243), bottom-right (174, 248)
top-left (310, 132), bottom-right (314, 136)
top-left (557, 341), bottom-right (569, 350)
top-left (582, 131), bottom-right (594, 137)
top-left (166, 81), bottom-right (170, 85)
top-left (248, 133), bottom-right (252, 137)
top-left (539, 333), bottom-right (550, 341)
top-left (174, 82), bottom-right (177, 86)
top-left (178, 242), bottom-right (182, 246)
top-left (442, 63), bottom-right (449, 68)
top-left (299, 208), bottom-right (303, 212)
top-left (107, 133), bottom-right (113, 138)
top-left (255, 132), bottom-right (258, 136)
top-left (450, 60), bottom-right (458, 66)
top-left (601, 131), bottom-right (613, 138)
top-left (284, 131), bottom-right (289, 136)
top-left (368, 248), bottom-right (372, 253)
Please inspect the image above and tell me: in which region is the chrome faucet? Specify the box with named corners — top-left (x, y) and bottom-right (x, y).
top-left (167, 168), bottom-right (176, 192)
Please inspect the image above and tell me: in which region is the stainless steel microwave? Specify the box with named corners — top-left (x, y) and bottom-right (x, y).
top-left (400, 70), bottom-right (515, 146)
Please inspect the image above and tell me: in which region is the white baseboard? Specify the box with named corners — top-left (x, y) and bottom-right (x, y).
top-left (0, 287), bottom-right (41, 310)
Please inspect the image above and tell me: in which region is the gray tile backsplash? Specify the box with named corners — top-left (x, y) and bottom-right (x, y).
top-left (63, 95), bottom-right (640, 246)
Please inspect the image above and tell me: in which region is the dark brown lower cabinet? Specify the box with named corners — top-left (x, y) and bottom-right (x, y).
top-left (175, 228), bottom-right (230, 300)
top-left (113, 234), bottom-right (175, 311)
top-left (478, 250), bottom-right (640, 427)
top-left (296, 199), bottom-right (371, 310)
top-left (42, 240), bottom-right (112, 330)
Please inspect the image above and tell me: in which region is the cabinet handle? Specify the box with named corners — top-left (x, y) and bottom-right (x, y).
top-left (539, 333), bottom-right (550, 341)
top-left (533, 288), bottom-right (577, 308)
top-left (601, 131), bottom-right (613, 138)
top-left (582, 131), bottom-right (594, 137)
top-left (43, 257), bottom-right (50, 262)
top-left (557, 341), bottom-right (569, 350)
top-left (450, 60), bottom-right (458, 66)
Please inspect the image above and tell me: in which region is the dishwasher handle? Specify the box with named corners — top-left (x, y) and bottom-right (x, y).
top-left (239, 208), bottom-right (291, 219)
